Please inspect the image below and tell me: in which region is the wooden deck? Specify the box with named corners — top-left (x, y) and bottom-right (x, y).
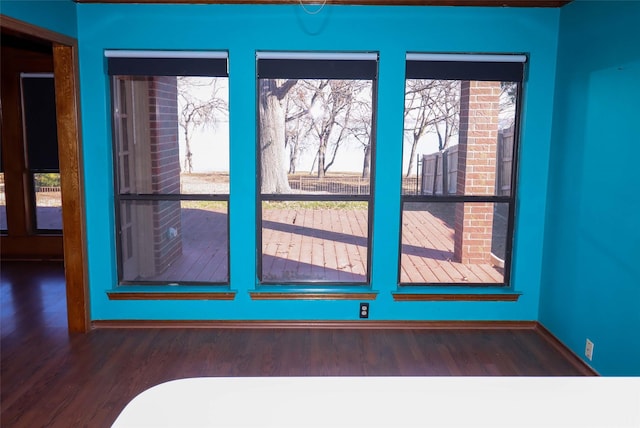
top-left (144, 206), bottom-right (503, 284)
top-left (143, 207), bottom-right (229, 283)
top-left (262, 208), bottom-right (369, 282)
top-left (400, 210), bottom-right (504, 284)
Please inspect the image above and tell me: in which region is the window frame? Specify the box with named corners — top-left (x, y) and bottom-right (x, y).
top-left (398, 53), bottom-right (525, 287)
top-left (107, 50), bottom-right (231, 286)
top-left (256, 51), bottom-right (379, 286)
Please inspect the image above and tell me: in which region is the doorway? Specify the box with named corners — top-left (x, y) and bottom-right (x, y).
top-left (1, 31), bottom-right (63, 259)
top-left (0, 16), bottom-right (89, 333)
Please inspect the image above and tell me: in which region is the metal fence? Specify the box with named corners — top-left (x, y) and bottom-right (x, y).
top-left (36, 186), bottom-right (61, 193)
top-left (288, 176), bottom-right (371, 195)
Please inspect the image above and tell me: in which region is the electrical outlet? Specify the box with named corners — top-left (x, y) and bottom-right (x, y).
top-left (585, 338), bottom-right (594, 361)
top-left (359, 302), bottom-right (369, 319)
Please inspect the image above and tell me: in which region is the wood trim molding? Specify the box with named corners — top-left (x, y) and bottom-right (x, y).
top-left (107, 291), bottom-right (237, 300)
top-left (535, 323), bottom-right (599, 376)
top-left (0, 236), bottom-right (64, 260)
top-left (0, 15), bottom-right (76, 46)
top-left (249, 292), bottom-right (378, 300)
top-left (92, 319), bottom-right (538, 329)
top-left (74, 0), bottom-right (571, 7)
top-left (392, 293), bottom-right (520, 301)
top-left (53, 44), bottom-right (91, 333)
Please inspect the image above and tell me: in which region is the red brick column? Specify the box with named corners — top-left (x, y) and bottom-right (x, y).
top-left (453, 80), bottom-right (500, 264)
top-left (148, 76), bottom-right (182, 272)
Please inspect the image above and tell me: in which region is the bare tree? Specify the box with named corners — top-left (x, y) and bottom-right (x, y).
top-left (347, 96), bottom-right (373, 178)
top-left (403, 79), bottom-right (460, 177)
top-left (259, 79), bottom-right (298, 193)
top-left (499, 81), bottom-right (518, 129)
top-left (262, 78), bottom-right (372, 184)
top-left (432, 80), bottom-right (460, 152)
top-left (177, 77), bottom-right (228, 174)
top-left (283, 87), bottom-right (315, 174)
top-left (301, 79), bottom-right (369, 178)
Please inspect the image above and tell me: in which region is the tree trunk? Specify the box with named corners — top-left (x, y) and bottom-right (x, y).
top-left (183, 128), bottom-right (193, 174)
top-left (259, 79), bottom-right (292, 193)
top-left (405, 134), bottom-right (419, 178)
top-left (317, 142), bottom-right (326, 179)
top-left (288, 150), bottom-right (296, 174)
top-left (287, 135), bottom-right (302, 174)
top-left (362, 143), bottom-right (371, 178)
top-left (309, 152), bottom-right (318, 175)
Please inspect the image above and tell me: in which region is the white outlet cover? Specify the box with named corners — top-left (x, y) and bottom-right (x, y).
top-left (585, 339), bottom-right (594, 360)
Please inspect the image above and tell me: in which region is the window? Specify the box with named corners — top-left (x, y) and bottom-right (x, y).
top-left (21, 74), bottom-right (62, 232)
top-left (256, 52), bottom-right (378, 284)
top-left (108, 51), bottom-right (230, 284)
top-left (400, 53), bottom-right (525, 286)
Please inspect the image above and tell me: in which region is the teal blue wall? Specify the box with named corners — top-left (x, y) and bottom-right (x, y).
top-left (540, 1), bottom-right (640, 375)
top-left (6, 0), bottom-right (639, 375)
top-left (0, 0), bottom-right (77, 38)
top-left (76, 4), bottom-right (560, 322)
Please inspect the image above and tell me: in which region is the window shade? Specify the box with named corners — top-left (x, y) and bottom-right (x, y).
top-left (406, 53), bottom-right (526, 82)
top-left (22, 75), bottom-right (59, 171)
top-left (105, 50), bottom-right (228, 77)
top-left (257, 52), bottom-right (378, 79)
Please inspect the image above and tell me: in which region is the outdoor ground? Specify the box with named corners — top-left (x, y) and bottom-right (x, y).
top-left (1, 173), bottom-right (505, 284)
top-left (150, 173), bottom-right (504, 284)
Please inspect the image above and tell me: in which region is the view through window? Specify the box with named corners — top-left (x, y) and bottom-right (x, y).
top-left (400, 54), bottom-right (524, 285)
top-left (257, 52), bottom-right (378, 284)
top-left (108, 51), bottom-right (230, 284)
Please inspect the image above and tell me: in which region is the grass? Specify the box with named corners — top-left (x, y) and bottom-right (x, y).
top-left (262, 201), bottom-right (368, 210)
top-left (181, 200), bottom-right (228, 210)
top-left (181, 200), bottom-right (368, 211)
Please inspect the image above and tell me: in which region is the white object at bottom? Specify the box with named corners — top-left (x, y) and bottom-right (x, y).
top-left (112, 376), bottom-right (640, 427)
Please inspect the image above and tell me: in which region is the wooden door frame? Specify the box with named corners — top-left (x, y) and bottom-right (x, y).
top-left (1, 15), bottom-right (90, 333)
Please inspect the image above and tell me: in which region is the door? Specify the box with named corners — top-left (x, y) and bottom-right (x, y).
top-left (113, 77), bottom-right (155, 280)
top-left (0, 37), bottom-right (63, 259)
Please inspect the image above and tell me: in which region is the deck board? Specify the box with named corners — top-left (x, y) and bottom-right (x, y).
top-left (132, 206), bottom-right (503, 285)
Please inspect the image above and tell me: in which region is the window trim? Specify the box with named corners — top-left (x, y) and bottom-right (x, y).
top-left (256, 51), bottom-right (379, 286)
top-left (399, 53), bottom-right (525, 287)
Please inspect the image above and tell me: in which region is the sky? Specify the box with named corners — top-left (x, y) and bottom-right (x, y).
top-left (178, 77), bottom-right (441, 176)
top-left (178, 78), bottom-right (514, 176)
top-left (181, 111), bottom-right (437, 176)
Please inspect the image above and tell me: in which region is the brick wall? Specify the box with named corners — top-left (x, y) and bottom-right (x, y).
top-left (453, 80), bottom-right (500, 264)
top-left (148, 76), bottom-right (182, 272)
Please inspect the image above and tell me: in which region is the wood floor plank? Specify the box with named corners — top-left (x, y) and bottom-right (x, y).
top-left (1, 261), bottom-right (591, 427)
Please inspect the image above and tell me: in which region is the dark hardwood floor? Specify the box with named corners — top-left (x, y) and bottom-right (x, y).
top-left (1, 261), bottom-right (588, 427)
